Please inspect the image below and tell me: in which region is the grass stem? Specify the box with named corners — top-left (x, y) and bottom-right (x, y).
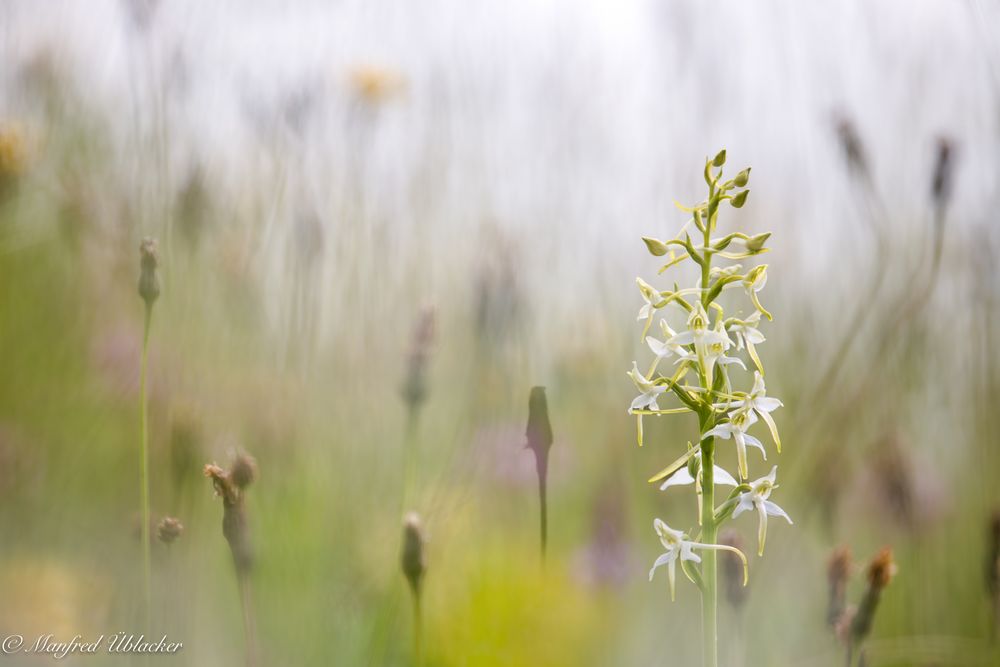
top-left (140, 302), bottom-right (153, 634)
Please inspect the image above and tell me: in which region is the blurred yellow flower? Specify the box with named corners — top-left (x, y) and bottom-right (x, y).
top-left (346, 65), bottom-right (405, 105)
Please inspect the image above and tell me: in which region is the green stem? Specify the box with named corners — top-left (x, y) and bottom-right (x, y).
top-left (411, 588), bottom-right (423, 666)
top-left (699, 180), bottom-right (718, 667)
top-left (140, 303), bottom-right (153, 634)
top-left (700, 423), bottom-right (718, 667)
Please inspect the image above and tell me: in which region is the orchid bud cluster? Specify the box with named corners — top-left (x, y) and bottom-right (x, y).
top-left (627, 151), bottom-right (791, 654)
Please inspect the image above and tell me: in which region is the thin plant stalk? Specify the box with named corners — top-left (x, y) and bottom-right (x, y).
top-left (698, 212), bottom-right (718, 667)
top-left (238, 574), bottom-right (259, 667)
top-left (700, 434), bottom-right (718, 667)
top-left (401, 513), bottom-right (426, 667)
top-left (137, 238), bottom-right (160, 633)
top-left (411, 587), bottom-right (422, 665)
top-left (139, 300), bottom-right (153, 632)
top-left (537, 469), bottom-right (547, 563)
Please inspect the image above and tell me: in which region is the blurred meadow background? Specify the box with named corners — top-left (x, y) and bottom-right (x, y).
top-left (2, 0), bottom-right (1000, 665)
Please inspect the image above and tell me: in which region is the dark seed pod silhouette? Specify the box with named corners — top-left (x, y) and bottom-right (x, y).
top-left (525, 386), bottom-right (553, 561)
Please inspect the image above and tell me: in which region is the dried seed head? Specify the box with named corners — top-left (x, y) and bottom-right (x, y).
top-left (230, 451), bottom-right (258, 490)
top-left (850, 547), bottom-right (896, 648)
top-left (138, 238), bottom-right (161, 306)
top-left (827, 546), bottom-right (852, 628)
top-left (719, 529), bottom-right (749, 611)
top-left (204, 463), bottom-right (237, 506)
top-left (205, 460), bottom-right (254, 575)
top-left (401, 512), bottom-right (426, 596)
top-left (866, 547), bottom-right (896, 591)
top-left (157, 516), bottom-right (184, 545)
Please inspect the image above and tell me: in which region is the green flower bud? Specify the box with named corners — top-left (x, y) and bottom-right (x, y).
top-left (745, 232), bottom-right (771, 253)
top-left (712, 149), bottom-right (727, 168)
top-left (734, 168), bottom-right (751, 188)
top-left (642, 237), bottom-right (670, 257)
top-left (730, 190), bottom-right (749, 208)
top-left (686, 448), bottom-right (701, 479)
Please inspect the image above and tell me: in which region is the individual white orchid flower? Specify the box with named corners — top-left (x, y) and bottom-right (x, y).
top-left (743, 265), bottom-right (771, 320)
top-left (703, 408), bottom-right (766, 480)
top-left (627, 362), bottom-right (669, 412)
top-left (649, 518), bottom-right (748, 600)
top-left (726, 371), bottom-right (783, 452)
top-left (636, 278), bottom-right (665, 338)
top-left (702, 316), bottom-right (745, 383)
top-left (666, 303), bottom-right (729, 381)
top-left (732, 466), bottom-right (792, 555)
top-left (627, 361), bottom-right (669, 446)
top-left (728, 311), bottom-right (766, 374)
top-left (646, 319), bottom-right (697, 365)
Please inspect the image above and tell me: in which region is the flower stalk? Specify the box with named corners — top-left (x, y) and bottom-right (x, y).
top-left (631, 151), bottom-right (789, 667)
top-left (205, 452), bottom-right (259, 667)
top-left (401, 512), bottom-right (427, 666)
top-left (525, 386), bottom-right (554, 563)
top-left (137, 238), bottom-right (160, 633)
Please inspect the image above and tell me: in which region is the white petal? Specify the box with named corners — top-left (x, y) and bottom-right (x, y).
top-left (712, 465), bottom-right (739, 487)
top-left (762, 500), bottom-right (793, 524)
top-left (755, 397), bottom-right (782, 413)
top-left (660, 467), bottom-right (696, 490)
top-left (630, 394), bottom-right (653, 411)
top-left (680, 542), bottom-right (702, 563)
top-left (646, 337), bottom-right (671, 358)
top-left (648, 552), bottom-right (674, 581)
top-left (732, 493), bottom-right (754, 518)
top-left (764, 465), bottom-right (778, 485)
top-left (719, 355), bottom-right (747, 370)
top-left (704, 425), bottom-right (733, 440)
top-left (744, 434), bottom-right (767, 458)
top-left (668, 331), bottom-right (696, 346)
